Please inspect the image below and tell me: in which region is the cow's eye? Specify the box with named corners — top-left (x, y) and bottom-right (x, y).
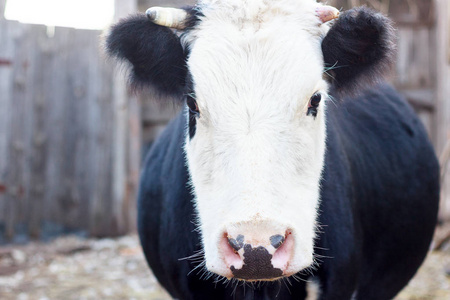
top-left (187, 97), bottom-right (199, 115)
top-left (309, 93), bottom-right (321, 107)
top-left (307, 93), bottom-right (321, 117)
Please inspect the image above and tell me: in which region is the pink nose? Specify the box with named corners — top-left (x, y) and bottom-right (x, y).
top-left (220, 231), bottom-right (294, 280)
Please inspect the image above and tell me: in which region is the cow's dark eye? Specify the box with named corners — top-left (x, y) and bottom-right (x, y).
top-left (187, 97), bottom-right (199, 115)
top-left (309, 93), bottom-right (321, 107)
top-left (307, 93), bottom-right (321, 117)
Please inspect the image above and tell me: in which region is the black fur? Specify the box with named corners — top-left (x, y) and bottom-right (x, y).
top-left (322, 7), bottom-right (396, 96)
top-left (138, 84), bottom-right (439, 299)
top-left (105, 14), bottom-right (187, 96)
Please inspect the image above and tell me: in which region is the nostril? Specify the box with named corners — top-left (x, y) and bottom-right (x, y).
top-left (221, 234), bottom-right (244, 273)
top-left (270, 234), bottom-right (285, 249)
top-left (228, 234), bottom-right (244, 252)
top-left (271, 231), bottom-right (294, 272)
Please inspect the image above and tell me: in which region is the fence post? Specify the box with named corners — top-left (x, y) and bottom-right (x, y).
top-left (108, 0), bottom-right (140, 236)
top-left (436, 0), bottom-right (450, 222)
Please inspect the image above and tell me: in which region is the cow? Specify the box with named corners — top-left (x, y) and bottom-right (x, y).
top-left (106, 0), bottom-right (440, 299)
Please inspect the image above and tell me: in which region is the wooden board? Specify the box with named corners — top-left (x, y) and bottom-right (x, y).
top-left (435, 0), bottom-right (450, 221)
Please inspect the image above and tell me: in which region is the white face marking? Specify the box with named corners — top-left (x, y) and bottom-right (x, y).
top-left (184, 0), bottom-right (330, 278)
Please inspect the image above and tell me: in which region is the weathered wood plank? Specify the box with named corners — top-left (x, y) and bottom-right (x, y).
top-left (5, 22), bottom-right (33, 243)
top-left (26, 25), bottom-right (50, 240)
top-left (395, 27), bottom-right (435, 89)
top-left (400, 89), bottom-right (435, 112)
top-left (435, 0), bottom-right (450, 222)
top-left (0, 14), bottom-right (15, 243)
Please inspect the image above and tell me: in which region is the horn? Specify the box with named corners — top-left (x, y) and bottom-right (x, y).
top-left (316, 6), bottom-right (340, 23)
top-left (146, 7), bottom-right (188, 29)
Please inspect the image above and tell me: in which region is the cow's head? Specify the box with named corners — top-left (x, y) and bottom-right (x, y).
top-left (106, 0), bottom-right (394, 281)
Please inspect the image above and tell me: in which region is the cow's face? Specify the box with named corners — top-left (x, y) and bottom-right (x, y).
top-left (184, 0), bottom-right (329, 279)
top-left (107, 0), bottom-right (394, 281)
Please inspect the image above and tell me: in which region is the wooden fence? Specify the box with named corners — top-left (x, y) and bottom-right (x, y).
top-left (0, 0), bottom-right (448, 243)
top-left (0, 0), bottom-right (140, 243)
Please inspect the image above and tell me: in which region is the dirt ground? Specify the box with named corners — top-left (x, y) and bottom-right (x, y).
top-left (0, 231), bottom-right (449, 300)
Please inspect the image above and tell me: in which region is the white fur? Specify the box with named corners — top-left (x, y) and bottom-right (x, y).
top-left (184, 0), bottom-right (331, 279)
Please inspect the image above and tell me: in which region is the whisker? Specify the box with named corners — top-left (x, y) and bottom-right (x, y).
top-left (231, 279), bottom-right (240, 296)
top-left (187, 260), bottom-right (206, 276)
top-left (314, 246), bottom-right (329, 251)
top-left (292, 274), bottom-right (310, 283)
top-left (282, 277), bottom-right (291, 294)
top-left (327, 94), bottom-right (338, 108)
top-left (285, 276), bottom-right (293, 286)
top-left (276, 280), bottom-right (282, 297)
top-left (323, 61), bottom-right (339, 72)
top-left (314, 253), bottom-right (333, 259)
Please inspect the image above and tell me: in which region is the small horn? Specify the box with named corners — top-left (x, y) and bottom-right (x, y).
top-left (146, 7), bottom-right (188, 29)
top-left (316, 6), bottom-right (340, 23)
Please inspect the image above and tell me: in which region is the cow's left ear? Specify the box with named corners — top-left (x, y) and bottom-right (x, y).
top-left (321, 7), bottom-right (396, 96)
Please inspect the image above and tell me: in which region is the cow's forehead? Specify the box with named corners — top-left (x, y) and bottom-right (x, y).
top-left (198, 0), bottom-right (321, 22)
top-left (186, 0), bottom-right (328, 115)
top-left (193, 0), bottom-right (325, 40)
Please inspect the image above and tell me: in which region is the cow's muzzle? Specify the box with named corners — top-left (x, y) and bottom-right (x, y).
top-left (219, 223), bottom-right (295, 281)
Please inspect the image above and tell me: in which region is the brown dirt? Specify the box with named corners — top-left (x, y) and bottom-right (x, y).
top-left (0, 234), bottom-right (449, 300)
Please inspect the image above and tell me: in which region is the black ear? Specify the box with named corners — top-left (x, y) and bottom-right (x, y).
top-left (321, 7), bottom-right (396, 96)
top-left (106, 14), bottom-right (187, 97)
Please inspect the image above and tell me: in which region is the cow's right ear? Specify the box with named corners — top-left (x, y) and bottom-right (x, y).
top-left (106, 14), bottom-right (187, 97)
